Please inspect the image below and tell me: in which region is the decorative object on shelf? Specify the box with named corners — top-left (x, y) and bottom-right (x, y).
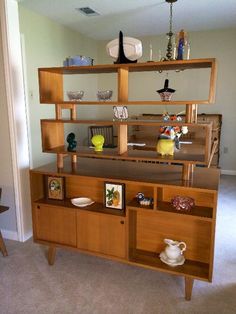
top-left (162, 111), bottom-right (184, 122)
top-left (67, 91), bottom-right (84, 101)
top-left (45, 176), bottom-right (65, 200)
top-left (97, 90), bottom-right (113, 101)
top-left (136, 192), bottom-right (153, 206)
top-left (106, 31), bottom-right (142, 64)
top-left (156, 125), bottom-right (189, 155)
top-left (147, 44), bottom-right (154, 62)
top-left (163, 0), bottom-right (178, 61)
top-left (66, 132), bottom-right (77, 152)
top-left (63, 55), bottom-right (93, 66)
top-left (91, 134), bottom-right (105, 152)
top-left (176, 29), bottom-right (188, 60)
top-left (113, 106), bottom-right (128, 121)
top-left (71, 197), bottom-right (94, 207)
top-left (160, 238), bottom-right (186, 267)
top-left (157, 79), bottom-right (175, 101)
top-left (156, 138), bottom-right (175, 156)
top-left (171, 195), bottom-right (195, 211)
top-left (104, 182), bottom-right (125, 210)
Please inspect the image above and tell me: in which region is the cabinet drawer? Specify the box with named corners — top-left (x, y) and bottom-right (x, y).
top-left (34, 204), bottom-right (77, 247)
top-left (77, 210), bottom-right (126, 259)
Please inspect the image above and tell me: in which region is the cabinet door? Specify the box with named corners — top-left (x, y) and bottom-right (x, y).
top-left (34, 204), bottom-right (77, 247)
top-left (77, 210), bottom-right (126, 259)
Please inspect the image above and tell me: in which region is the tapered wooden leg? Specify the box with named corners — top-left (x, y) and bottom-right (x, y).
top-left (48, 246), bottom-right (56, 265)
top-left (0, 230), bottom-right (8, 256)
top-left (185, 277), bottom-right (194, 301)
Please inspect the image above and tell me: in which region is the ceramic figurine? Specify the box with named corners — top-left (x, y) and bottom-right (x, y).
top-left (91, 134), bottom-right (105, 152)
top-left (136, 192), bottom-right (153, 206)
top-left (157, 138), bottom-right (175, 156)
top-left (176, 29), bottom-right (188, 60)
top-left (66, 133), bottom-right (77, 152)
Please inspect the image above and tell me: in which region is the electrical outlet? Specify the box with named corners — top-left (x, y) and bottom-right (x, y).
top-left (223, 147), bottom-right (228, 154)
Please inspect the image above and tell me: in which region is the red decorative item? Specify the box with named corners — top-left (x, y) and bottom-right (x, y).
top-left (171, 195), bottom-right (195, 211)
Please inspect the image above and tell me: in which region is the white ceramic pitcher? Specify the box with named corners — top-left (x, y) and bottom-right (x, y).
top-left (164, 238), bottom-right (186, 261)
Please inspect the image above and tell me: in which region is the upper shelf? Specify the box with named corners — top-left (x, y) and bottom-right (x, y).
top-left (38, 58), bottom-right (217, 105)
top-left (39, 58), bottom-right (216, 74)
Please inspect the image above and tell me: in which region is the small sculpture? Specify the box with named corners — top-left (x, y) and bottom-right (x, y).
top-left (176, 29), bottom-right (188, 60)
top-left (136, 192), bottom-right (153, 206)
top-left (66, 133), bottom-right (77, 152)
top-left (91, 134), bottom-right (105, 152)
top-left (114, 31), bottom-right (138, 64)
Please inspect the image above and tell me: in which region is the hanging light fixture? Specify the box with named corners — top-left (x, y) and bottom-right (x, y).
top-left (164, 0), bottom-right (177, 61)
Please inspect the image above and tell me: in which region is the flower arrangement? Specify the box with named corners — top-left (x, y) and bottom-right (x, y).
top-left (159, 125), bottom-right (188, 150)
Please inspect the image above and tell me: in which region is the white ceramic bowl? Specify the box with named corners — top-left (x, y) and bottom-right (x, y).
top-left (67, 90), bottom-right (84, 101)
top-left (97, 90), bottom-right (113, 101)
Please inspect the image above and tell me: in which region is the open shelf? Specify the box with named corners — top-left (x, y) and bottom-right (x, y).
top-left (35, 198), bottom-right (125, 217)
top-left (127, 199), bottom-right (213, 220)
top-left (38, 58), bottom-right (216, 105)
top-left (129, 249), bottom-right (209, 281)
top-left (44, 145), bottom-right (208, 165)
top-left (156, 201), bottom-right (213, 219)
top-left (39, 59), bottom-right (215, 74)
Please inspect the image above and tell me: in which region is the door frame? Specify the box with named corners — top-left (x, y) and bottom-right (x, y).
top-left (0, 0), bottom-right (32, 241)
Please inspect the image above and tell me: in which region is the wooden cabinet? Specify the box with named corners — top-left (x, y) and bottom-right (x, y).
top-left (33, 203), bottom-right (77, 247)
top-left (77, 210), bottom-right (126, 258)
top-left (30, 58), bottom-right (220, 300)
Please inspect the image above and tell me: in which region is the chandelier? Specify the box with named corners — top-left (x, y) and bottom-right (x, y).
top-left (164, 0), bottom-right (177, 61)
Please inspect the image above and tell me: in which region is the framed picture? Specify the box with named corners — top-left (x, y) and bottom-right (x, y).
top-left (46, 176), bottom-right (65, 200)
top-left (104, 182), bottom-right (125, 210)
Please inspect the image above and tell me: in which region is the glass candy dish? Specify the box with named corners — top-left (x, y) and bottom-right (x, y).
top-left (67, 91), bottom-right (84, 101)
top-left (97, 90), bottom-right (113, 101)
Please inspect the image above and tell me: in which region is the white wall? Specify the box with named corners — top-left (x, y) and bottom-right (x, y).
top-left (19, 5), bottom-right (99, 167)
top-left (97, 28), bottom-right (236, 172)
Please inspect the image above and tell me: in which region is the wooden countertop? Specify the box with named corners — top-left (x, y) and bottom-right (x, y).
top-left (31, 157), bottom-right (220, 191)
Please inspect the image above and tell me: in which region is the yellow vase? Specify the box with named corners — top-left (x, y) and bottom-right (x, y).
top-left (91, 135), bottom-right (105, 152)
top-left (156, 139), bottom-right (175, 156)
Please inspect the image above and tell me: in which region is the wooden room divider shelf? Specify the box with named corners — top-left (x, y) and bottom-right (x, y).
top-left (31, 58), bottom-right (219, 300)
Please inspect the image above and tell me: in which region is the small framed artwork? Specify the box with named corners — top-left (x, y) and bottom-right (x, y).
top-left (104, 182), bottom-right (125, 210)
top-left (46, 176), bottom-right (65, 200)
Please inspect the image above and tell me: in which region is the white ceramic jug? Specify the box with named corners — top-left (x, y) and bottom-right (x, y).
top-left (164, 238), bottom-right (186, 261)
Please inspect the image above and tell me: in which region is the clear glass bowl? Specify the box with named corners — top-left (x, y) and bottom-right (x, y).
top-left (97, 90), bottom-right (113, 101)
top-left (67, 91), bottom-right (84, 101)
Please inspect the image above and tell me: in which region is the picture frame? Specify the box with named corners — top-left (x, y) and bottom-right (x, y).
top-left (104, 182), bottom-right (125, 210)
top-left (45, 176), bottom-right (65, 200)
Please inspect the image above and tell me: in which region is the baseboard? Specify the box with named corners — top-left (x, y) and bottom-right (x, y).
top-left (1, 229), bottom-right (18, 241)
top-left (1, 229), bottom-right (32, 242)
top-left (23, 231), bottom-right (33, 242)
top-left (221, 170), bottom-right (236, 175)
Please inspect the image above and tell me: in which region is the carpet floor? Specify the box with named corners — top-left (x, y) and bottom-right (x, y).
top-left (1, 175), bottom-right (236, 314)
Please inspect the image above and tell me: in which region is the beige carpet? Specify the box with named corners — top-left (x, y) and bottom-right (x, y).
top-left (1, 175), bottom-right (236, 314)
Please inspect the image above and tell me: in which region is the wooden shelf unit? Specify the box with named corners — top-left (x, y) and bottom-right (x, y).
top-left (30, 158), bottom-right (219, 286)
top-left (30, 58), bottom-right (219, 300)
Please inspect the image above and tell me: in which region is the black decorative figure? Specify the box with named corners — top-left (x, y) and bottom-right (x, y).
top-left (66, 132), bottom-right (77, 152)
top-left (114, 31), bottom-right (137, 64)
top-left (157, 79), bottom-right (175, 94)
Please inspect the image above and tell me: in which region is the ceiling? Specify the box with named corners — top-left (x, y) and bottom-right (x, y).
top-left (19, 0), bottom-right (236, 40)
